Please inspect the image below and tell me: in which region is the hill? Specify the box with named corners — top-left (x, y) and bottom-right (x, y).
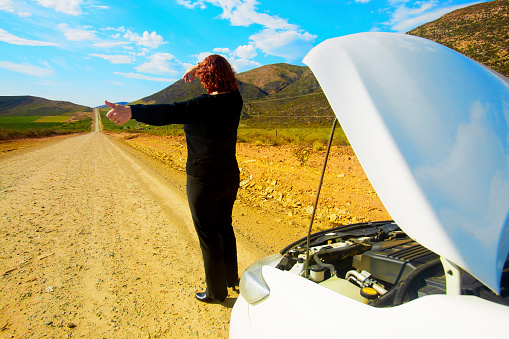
top-left (133, 0), bottom-right (507, 126)
top-left (0, 96), bottom-right (91, 116)
top-left (408, 0), bottom-right (509, 77)
top-left (134, 63), bottom-right (335, 127)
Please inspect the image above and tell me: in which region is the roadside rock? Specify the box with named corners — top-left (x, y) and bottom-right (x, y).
top-left (119, 134), bottom-right (391, 232)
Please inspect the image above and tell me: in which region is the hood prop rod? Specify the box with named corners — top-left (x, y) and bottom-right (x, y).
top-left (304, 118), bottom-right (338, 279)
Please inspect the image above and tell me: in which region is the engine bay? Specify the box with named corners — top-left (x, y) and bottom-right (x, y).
top-left (275, 221), bottom-right (509, 307)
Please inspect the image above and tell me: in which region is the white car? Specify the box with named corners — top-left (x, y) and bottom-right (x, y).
top-left (230, 32), bottom-right (509, 338)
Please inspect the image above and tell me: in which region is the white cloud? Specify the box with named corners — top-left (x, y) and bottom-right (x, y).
top-left (234, 44), bottom-right (256, 59)
top-left (213, 47), bottom-right (230, 54)
top-left (123, 30), bottom-right (165, 49)
top-left (114, 72), bottom-right (176, 82)
top-left (176, 0), bottom-right (206, 9)
top-left (387, 0), bottom-right (412, 5)
top-left (136, 48), bottom-right (150, 56)
top-left (355, 0), bottom-right (371, 3)
top-left (192, 50), bottom-right (260, 73)
top-left (58, 23), bottom-right (96, 41)
top-left (217, 0), bottom-right (293, 29)
top-left (90, 53), bottom-right (134, 64)
top-left (135, 53), bottom-right (180, 74)
top-left (250, 28), bottom-right (315, 61)
top-left (0, 0), bottom-right (13, 11)
top-left (384, 1), bottom-right (482, 32)
top-left (0, 28), bottom-right (58, 46)
top-left (104, 26), bottom-right (126, 32)
top-left (0, 60), bottom-right (53, 76)
top-left (0, 0), bottom-right (31, 15)
top-left (93, 41), bottom-right (131, 48)
top-left (192, 51), bottom-right (214, 64)
top-left (228, 57), bottom-right (261, 72)
top-left (33, 0), bottom-right (83, 15)
top-left (177, 0), bottom-right (317, 62)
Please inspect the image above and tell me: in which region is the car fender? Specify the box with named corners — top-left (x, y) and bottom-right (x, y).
top-left (236, 266), bottom-right (509, 338)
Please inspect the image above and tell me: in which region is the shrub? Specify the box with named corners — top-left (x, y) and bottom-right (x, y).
top-left (313, 141), bottom-right (324, 151)
top-left (293, 146), bottom-right (312, 166)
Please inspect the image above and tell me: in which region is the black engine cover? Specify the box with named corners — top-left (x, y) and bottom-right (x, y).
top-left (352, 238), bottom-right (439, 285)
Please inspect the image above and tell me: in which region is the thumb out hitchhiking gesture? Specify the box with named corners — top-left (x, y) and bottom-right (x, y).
top-left (104, 100), bottom-right (132, 126)
top-left (105, 64), bottom-right (198, 126)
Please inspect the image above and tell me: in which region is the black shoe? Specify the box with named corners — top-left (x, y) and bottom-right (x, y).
top-left (228, 278), bottom-right (240, 292)
top-left (195, 292), bottom-right (225, 303)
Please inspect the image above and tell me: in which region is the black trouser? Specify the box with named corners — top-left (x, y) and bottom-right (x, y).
top-left (186, 170), bottom-right (240, 300)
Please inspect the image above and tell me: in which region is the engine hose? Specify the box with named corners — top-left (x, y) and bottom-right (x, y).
top-left (313, 253), bottom-right (337, 276)
top-left (312, 244), bottom-right (363, 276)
top-left (392, 258), bottom-right (443, 306)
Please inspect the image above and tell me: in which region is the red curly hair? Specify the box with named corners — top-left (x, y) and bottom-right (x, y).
top-left (196, 55), bottom-right (238, 94)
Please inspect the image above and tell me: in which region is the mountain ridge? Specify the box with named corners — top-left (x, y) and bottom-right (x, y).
top-left (0, 96), bottom-right (91, 116)
top-left (408, 0), bottom-right (509, 77)
top-left (133, 63), bottom-right (334, 126)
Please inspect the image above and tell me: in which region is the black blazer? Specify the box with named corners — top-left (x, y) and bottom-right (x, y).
top-left (130, 90), bottom-right (243, 177)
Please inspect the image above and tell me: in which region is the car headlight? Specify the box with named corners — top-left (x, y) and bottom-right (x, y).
top-left (239, 253), bottom-right (283, 305)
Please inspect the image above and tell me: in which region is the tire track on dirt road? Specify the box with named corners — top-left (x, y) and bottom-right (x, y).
top-left (0, 130), bottom-right (262, 338)
top-left (94, 108), bottom-right (100, 132)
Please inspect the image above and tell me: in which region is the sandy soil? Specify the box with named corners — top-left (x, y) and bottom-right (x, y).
top-left (0, 120), bottom-right (389, 338)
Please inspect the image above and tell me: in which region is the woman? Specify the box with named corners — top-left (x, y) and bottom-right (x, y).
top-left (105, 54), bottom-right (243, 303)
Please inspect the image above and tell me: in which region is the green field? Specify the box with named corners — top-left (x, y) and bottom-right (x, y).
top-left (34, 116), bottom-right (70, 123)
top-left (99, 109), bottom-right (348, 147)
top-left (0, 115), bottom-right (93, 141)
top-left (237, 125), bottom-right (348, 148)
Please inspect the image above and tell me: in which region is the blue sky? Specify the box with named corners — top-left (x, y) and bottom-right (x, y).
top-left (0, 0), bottom-right (488, 107)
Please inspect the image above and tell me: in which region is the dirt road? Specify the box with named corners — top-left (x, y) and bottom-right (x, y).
top-left (0, 110), bottom-right (389, 338)
top-left (0, 130), bottom-right (265, 338)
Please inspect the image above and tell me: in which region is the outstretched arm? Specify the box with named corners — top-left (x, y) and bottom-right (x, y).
top-left (105, 100), bottom-right (132, 125)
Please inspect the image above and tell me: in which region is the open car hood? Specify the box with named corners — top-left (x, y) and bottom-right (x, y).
top-left (303, 32), bottom-right (509, 293)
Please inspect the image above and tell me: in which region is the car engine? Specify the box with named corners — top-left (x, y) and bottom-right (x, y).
top-left (275, 221), bottom-right (509, 307)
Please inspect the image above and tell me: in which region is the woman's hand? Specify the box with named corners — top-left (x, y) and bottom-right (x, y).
top-left (104, 100), bottom-right (132, 125)
top-left (182, 65), bottom-right (199, 83)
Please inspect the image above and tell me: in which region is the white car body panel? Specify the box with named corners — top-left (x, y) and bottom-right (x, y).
top-left (230, 266), bottom-right (509, 339)
top-left (230, 33), bottom-right (509, 339)
top-left (302, 32), bottom-right (509, 293)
